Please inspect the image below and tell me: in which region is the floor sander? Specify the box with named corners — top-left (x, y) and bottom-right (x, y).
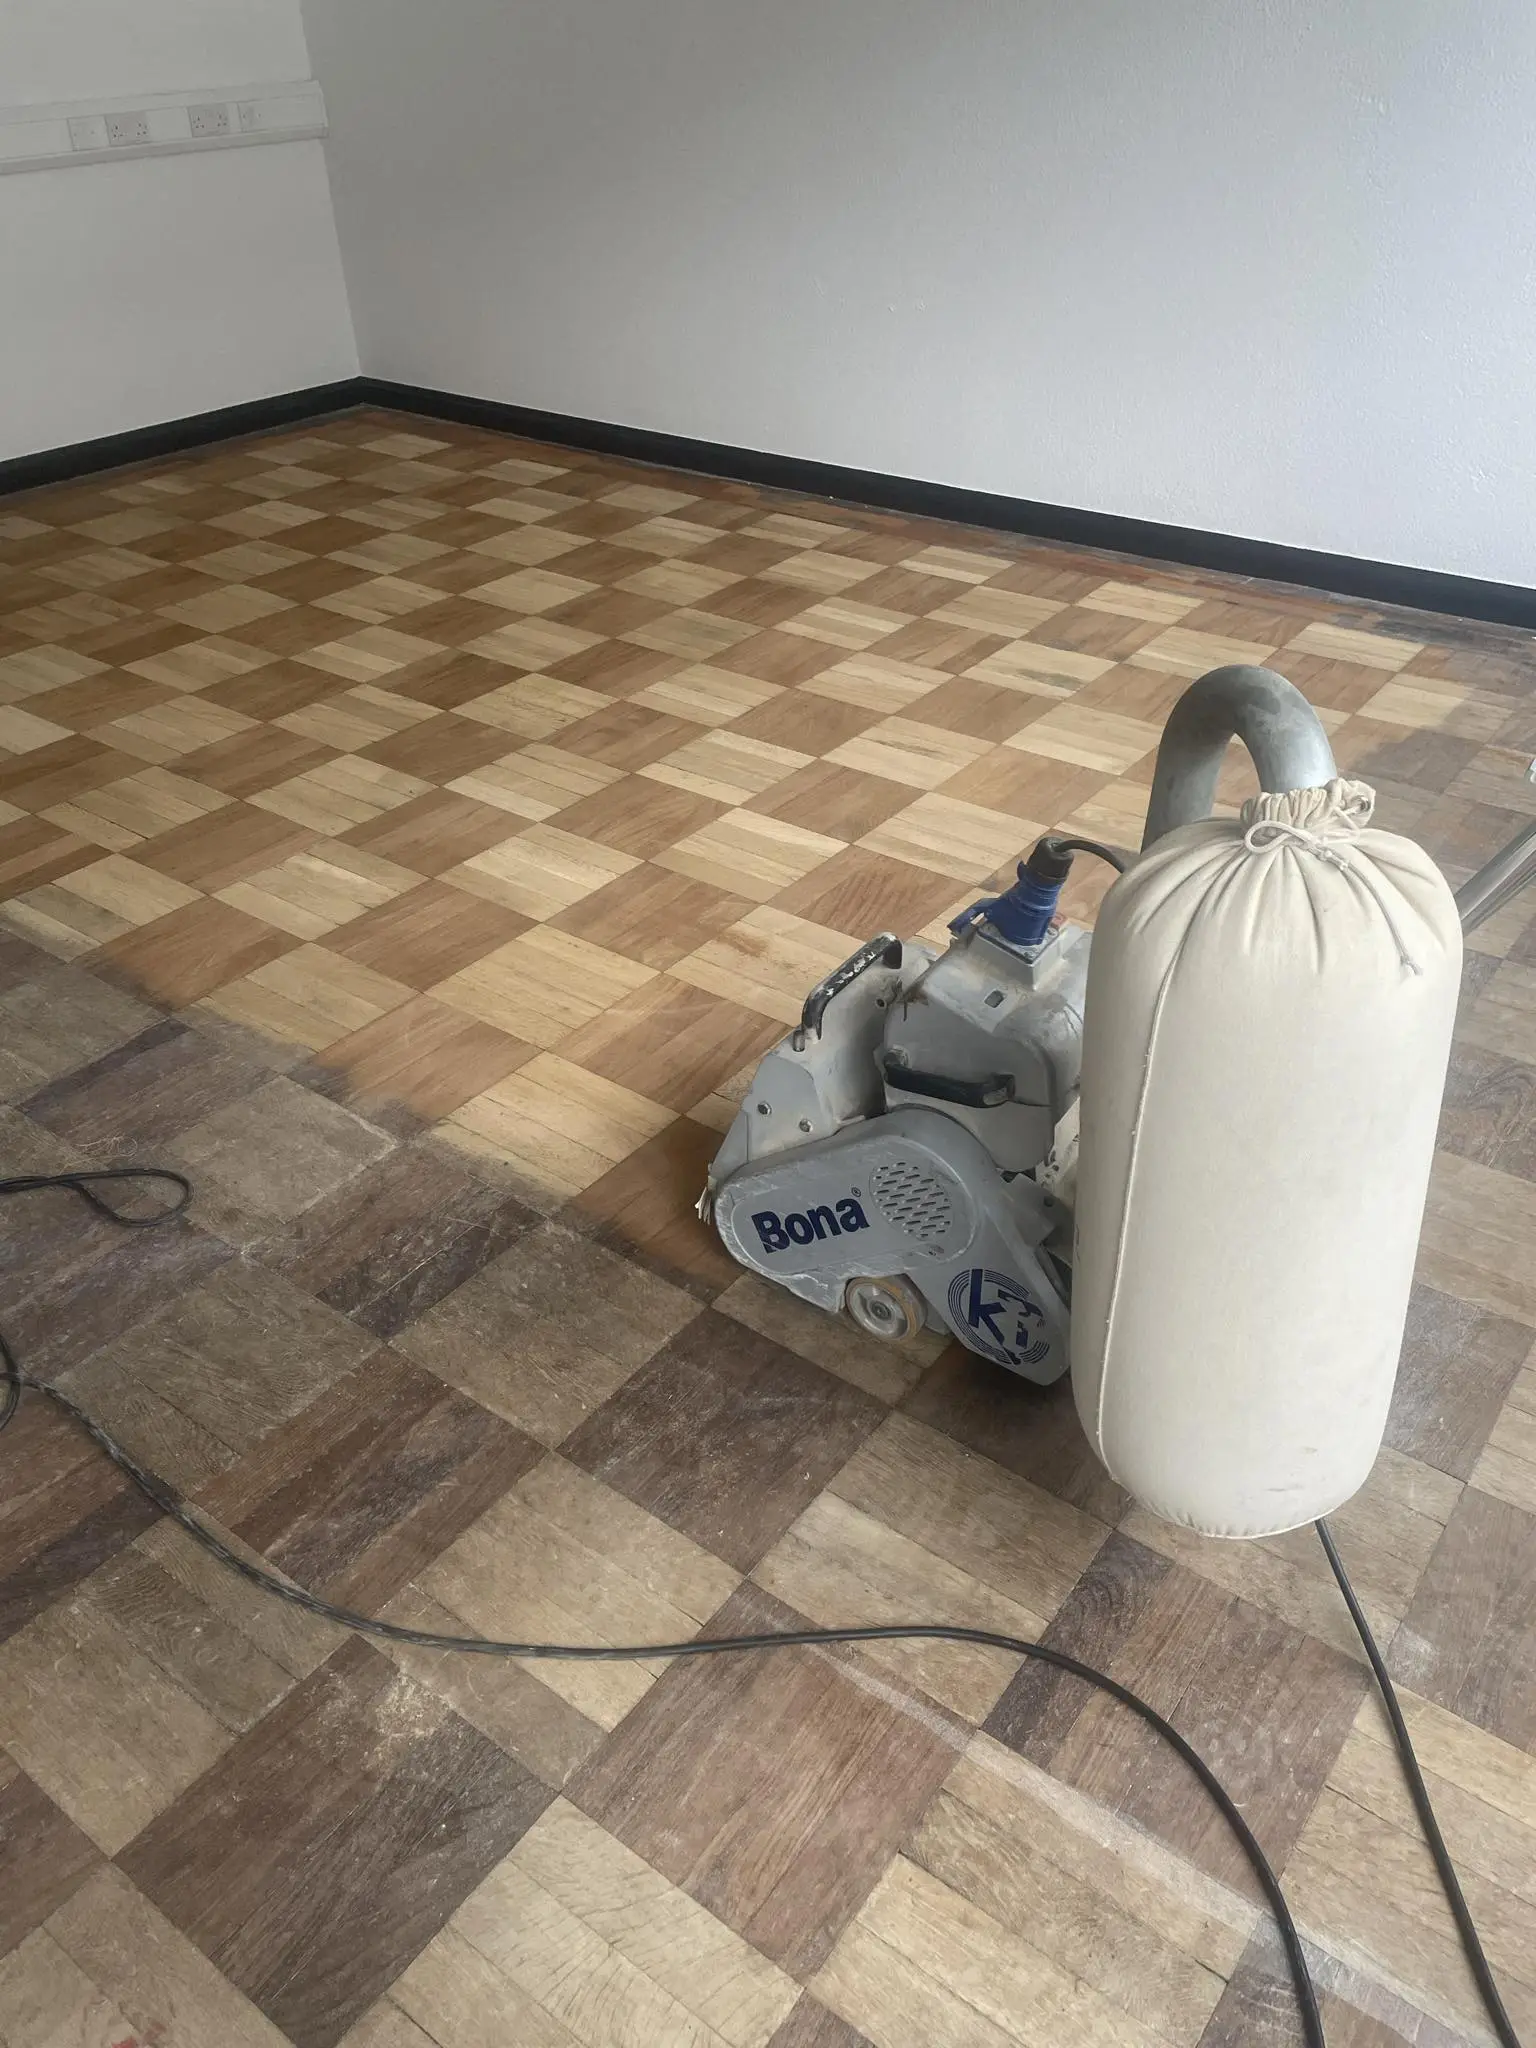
top-left (701, 662), bottom-right (1467, 1540)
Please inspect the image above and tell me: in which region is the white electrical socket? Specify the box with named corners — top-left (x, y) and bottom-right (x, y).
top-left (188, 103), bottom-right (231, 138)
top-left (104, 110), bottom-right (151, 146)
top-left (67, 114), bottom-right (109, 151)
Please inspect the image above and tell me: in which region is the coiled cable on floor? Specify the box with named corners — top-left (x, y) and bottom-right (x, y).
top-left (0, 1169), bottom-right (1522, 2047)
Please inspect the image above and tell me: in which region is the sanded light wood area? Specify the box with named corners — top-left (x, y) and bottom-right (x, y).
top-left (1, 412), bottom-right (1534, 2046)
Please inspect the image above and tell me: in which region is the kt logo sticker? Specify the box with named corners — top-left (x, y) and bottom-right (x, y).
top-left (948, 1267), bottom-right (1051, 1369)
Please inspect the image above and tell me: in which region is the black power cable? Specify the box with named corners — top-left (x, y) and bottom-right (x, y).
top-left (0, 1170), bottom-right (1521, 2047)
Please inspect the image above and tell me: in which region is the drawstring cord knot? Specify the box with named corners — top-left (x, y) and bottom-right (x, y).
top-left (1240, 780), bottom-right (1422, 975)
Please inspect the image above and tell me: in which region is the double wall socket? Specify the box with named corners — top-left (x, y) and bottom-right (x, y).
top-left (104, 111), bottom-right (151, 146)
top-left (188, 104), bottom-right (232, 138)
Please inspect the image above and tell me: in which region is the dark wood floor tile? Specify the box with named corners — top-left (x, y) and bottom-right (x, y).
top-left (168, 1075), bottom-right (394, 1248)
top-left (1386, 1284), bottom-right (1532, 1479)
top-left (1438, 1044), bottom-right (1536, 1181)
top-left (770, 1995), bottom-right (878, 2047)
top-left (555, 701), bottom-right (700, 771)
top-left (551, 864), bottom-right (750, 969)
top-left (58, 1260), bottom-right (378, 1493)
top-left (135, 801), bottom-right (316, 891)
top-left (560, 975), bottom-right (781, 1110)
top-left (0, 927), bottom-right (53, 995)
top-left (1351, 727), bottom-right (1485, 794)
top-left (901, 1344), bottom-right (1129, 1522)
top-left (256, 1139), bottom-right (539, 1338)
top-left (178, 723), bottom-right (337, 797)
top-left (0, 1396), bottom-right (160, 1645)
top-left (1040, 1556), bottom-right (1368, 1890)
top-left (0, 815), bottom-right (96, 894)
top-left (339, 788), bottom-right (520, 873)
top-left (1417, 796), bottom-right (1531, 873)
top-left (1392, 1487), bottom-right (1536, 1752)
top-left (326, 879), bottom-right (529, 988)
top-left (0, 1752), bottom-right (101, 1958)
top-left (82, 1543), bottom-right (296, 1733)
top-left (562, 1307), bottom-right (884, 1570)
top-left (197, 1350), bottom-right (542, 1612)
top-left (95, 895), bottom-right (297, 1007)
top-left (1198, 1934), bottom-right (1443, 2046)
top-left (984, 1531), bottom-right (1173, 1765)
top-left (747, 760), bottom-right (916, 840)
top-left (0, 736), bottom-right (138, 811)
top-left (571, 1580), bottom-right (963, 1977)
top-left (1, 1213), bottom-right (231, 1381)
top-left (551, 773), bottom-right (726, 858)
top-left (20, 1015), bottom-right (266, 1156)
top-left (301, 994), bottom-right (530, 1128)
top-left (362, 713), bottom-right (513, 783)
top-left (0, 961), bottom-right (158, 1101)
top-left (575, 1115), bottom-right (746, 1298)
top-left (776, 845), bottom-right (960, 936)
top-left (119, 1636), bottom-right (554, 2048)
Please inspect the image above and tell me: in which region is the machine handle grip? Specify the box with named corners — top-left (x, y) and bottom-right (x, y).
top-left (879, 1051), bottom-right (1016, 1108)
top-left (794, 933), bottom-right (902, 1047)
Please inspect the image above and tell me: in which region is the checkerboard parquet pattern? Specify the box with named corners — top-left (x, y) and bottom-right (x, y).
top-left (1, 410), bottom-right (1535, 2047)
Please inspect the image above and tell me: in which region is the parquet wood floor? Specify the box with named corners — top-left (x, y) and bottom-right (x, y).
top-left (1, 410), bottom-right (1534, 2046)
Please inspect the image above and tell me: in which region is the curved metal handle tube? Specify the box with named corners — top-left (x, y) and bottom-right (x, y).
top-left (1141, 665), bottom-right (1338, 849)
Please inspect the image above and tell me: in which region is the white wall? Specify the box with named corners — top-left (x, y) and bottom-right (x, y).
top-left (303, 0), bottom-right (1536, 586)
top-left (0, 0), bottom-right (356, 460)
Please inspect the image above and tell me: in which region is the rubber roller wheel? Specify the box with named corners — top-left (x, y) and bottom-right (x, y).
top-left (844, 1275), bottom-right (926, 1344)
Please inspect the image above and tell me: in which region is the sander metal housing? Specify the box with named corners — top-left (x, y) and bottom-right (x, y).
top-left (701, 881), bottom-right (1092, 1383)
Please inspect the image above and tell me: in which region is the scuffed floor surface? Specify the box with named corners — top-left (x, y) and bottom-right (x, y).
top-left (0, 411), bottom-right (1534, 2046)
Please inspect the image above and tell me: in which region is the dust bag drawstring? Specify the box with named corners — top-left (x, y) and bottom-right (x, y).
top-left (1240, 779), bottom-right (1422, 974)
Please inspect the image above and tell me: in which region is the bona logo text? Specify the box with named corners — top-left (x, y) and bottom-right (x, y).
top-left (753, 1195), bottom-right (868, 1253)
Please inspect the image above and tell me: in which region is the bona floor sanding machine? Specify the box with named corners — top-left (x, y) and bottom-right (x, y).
top-left (701, 665), bottom-right (1466, 1539)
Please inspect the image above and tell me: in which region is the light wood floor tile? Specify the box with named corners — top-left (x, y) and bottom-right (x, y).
top-left (500, 1801), bottom-right (800, 2046)
top-left (314, 574), bottom-right (444, 624)
top-left (673, 904), bottom-right (855, 1023)
top-left (827, 716), bottom-right (988, 790)
top-left (779, 598), bottom-right (913, 651)
top-left (96, 695), bottom-right (257, 762)
top-left (611, 515), bottom-right (723, 557)
top-left (466, 618), bottom-right (603, 672)
top-left (1128, 627), bottom-right (1277, 677)
top-left (448, 745), bottom-right (623, 821)
top-left (0, 706), bottom-right (71, 753)
top-left (932, 588), bottom-right (1068, 637)
top-left (458, 673), bottom-right (613, 740)
top-left (616, 561), bottom-right (744, 605)
top-left (251, 754), bottom-right (432, 834)
top-left (963, 640), bottom-right (1114, 692)
top-left (277, 685), bottom-right (438, 753)
top-left (623, 608), bottom-right (760, 660)
top-left (430, 925), bottom-right (656, 1045)
top-left (1078, 580), bottom-right (1203, 623)
top-left (217, 841), bottom-right (420, 939)
top-left (800, 653), bottom-right (948, 714)
top-left (414, 1456), bottom-right (737, 1727)
top-left (660, 808), bottom-right (845, 900)
top-left (0, 1599), bottom-right (230, 1853)
top-left (1471, 1358), bottom-right (1536, 1512)
top-left (472, 568), bottom-right (599, 615)
top-left (44, 853), bottom-right (201, 928)
top-left (125, 635), bottom-right (276, 692)
top-left (0, 645), bottom-right (107, 696)
top-left (859, 792), bottom-right (1028, 881)
top-left (45, 1866), bottom-right (291, 2047)
top-left (643, 730), bottom-right (812, 804)
top-left (815, 1855), bottom-right (1170, 2048)
top-left (446, 821), bottom-right (639, 919)
top-left (1006, 702), bottom-right (1163, 775)
top-left (754, 1491), bottom-right (1046, 1718)
top-left (631, 665), bottom-right (782, 725)
top-left (1286, 621), bottom-right (1425, 671)
top-left (1360, 676), bottom-right (1470, 729)
top-left (902, 546), bottom-right (1006, 584)
top-left (69, 766), bottom-right (231, 840)
top-left (203, 942), bottom-right (415, 1052)
top-left (447, 1052), bottom-right (672, 1195)
top-left (161, 585), bottom-right (293, 633)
